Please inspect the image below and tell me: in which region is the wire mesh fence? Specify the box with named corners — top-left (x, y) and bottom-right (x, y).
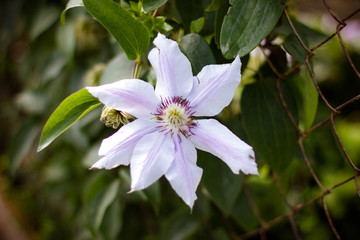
top-left (239, 1), bottom-right (360, 239)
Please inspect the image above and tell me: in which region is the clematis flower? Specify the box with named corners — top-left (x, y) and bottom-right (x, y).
top-left (86, 33), bottom-right (258, 208)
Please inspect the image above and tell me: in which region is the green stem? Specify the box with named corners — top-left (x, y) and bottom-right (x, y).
top-left (132, 58), bottom-right (143, 79)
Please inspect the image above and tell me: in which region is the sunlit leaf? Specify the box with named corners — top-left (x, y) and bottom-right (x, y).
top-left (83, 0), bottom-right (150, 60)
top-left (38, 89), bottom-right (100, 152)
top-left (190, 17), bottom-right (205, 33)
top-left (241, 78), bottom-right (298, 171)
top-left (220, 0), bottom-right (283, 58)
top-left (302, 70), bottom-right (318, 130)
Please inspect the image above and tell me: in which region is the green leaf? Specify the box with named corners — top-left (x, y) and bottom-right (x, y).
top-left (282, 33), bottom-right (308, 64)
top-left (83, 0), bottom-right (150, 60)
top-left (38, 89), bottom-right (100, 152)
top-left (288, 67), bottom-right (318, 130)
top-left (9, 119), bottom-right (39, 174)
top-left (220, 0), bottom-right (283, 58)
top-left (232, 176), bottom-right (287, 228)
top-left (143, 0), bottom-right (168, 13)
top-left (275, 15), bottom-right (327, 47)
top-left (60, 0), bottom-right (84, 26)
top-left (198, 151), bottom-right (243, 215)
top-left (86, 174), bottom-right (120, 234)
top-left (190, 17), bottom-right (205, 33)
top-left (180, 33), bottom-right (216, 75)
top-left (241, 78), bottom-right (298, 171)
top-left (231, 188), bottom-right (259, 231)
top-left (99, 199), bottom-right (122, 240)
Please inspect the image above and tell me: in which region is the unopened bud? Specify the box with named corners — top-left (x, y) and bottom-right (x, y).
top-left (100, 106), bottom-right (133, 129)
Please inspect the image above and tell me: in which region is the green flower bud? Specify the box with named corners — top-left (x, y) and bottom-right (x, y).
top-left (100, 106), bottom-right (133, 129)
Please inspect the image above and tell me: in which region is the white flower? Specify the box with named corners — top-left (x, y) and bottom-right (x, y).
top-left (86, 33), bottom-right (258, 208)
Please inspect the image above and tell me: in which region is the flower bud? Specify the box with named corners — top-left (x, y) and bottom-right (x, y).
top-left (100, 106), bottom-right (133, 129)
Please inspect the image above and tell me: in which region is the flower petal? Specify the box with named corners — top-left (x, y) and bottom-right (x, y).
top-left (189, 119), bottom-right (258, 175)
top-left (91, 119), bottom-right (157, 169)
top-left (148, 33), bottom-right (194, 98)
top-left (130, 131), bottom-right (175, 191)
top-left (86, 79), bottom-right (158, 119)
top-left (165, 135), bottom-right (203, 209)
top-left (188, 56), bottom-right (241, 116)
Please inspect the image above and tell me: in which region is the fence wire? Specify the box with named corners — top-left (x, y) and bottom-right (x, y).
top-left (239, 1), bottom-right (360, 239)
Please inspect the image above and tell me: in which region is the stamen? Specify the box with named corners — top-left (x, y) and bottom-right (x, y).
top-left (154, 96), bottom-right (196, 137)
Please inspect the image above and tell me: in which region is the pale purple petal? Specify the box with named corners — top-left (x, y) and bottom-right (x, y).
top-left (165, 135), bottom-right (203, 209)
top-left (148, 33), bottom-right (193, 98)
top-left (86, 79), bottom-right (158, 119)
top-left (189, 119), bottom-right (258, 175)
top-left (187, 56), bottom-right (241, 116)
top-left (91, 119), bottom-right (157, 169)
top-left (130, 131), bottom-right (175, 191)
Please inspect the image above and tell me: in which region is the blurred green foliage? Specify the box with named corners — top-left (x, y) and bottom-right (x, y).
top-left (1, 0), bottom-right (360, 239)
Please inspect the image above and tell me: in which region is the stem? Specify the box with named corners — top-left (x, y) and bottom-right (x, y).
top-left (132, 59), bottom-right (143, 79)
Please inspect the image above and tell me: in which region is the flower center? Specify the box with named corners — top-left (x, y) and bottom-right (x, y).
top-left (154, 97), bottom-right (195, 137)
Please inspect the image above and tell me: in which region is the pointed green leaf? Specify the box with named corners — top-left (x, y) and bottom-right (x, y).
top-left (60, 0), bottom-right (84, 26)
top-left (282, 33), bottom-right (308, 64)
top-left (83, 0), bottom-right (150, 60)
top-left (241, 78), bottom-right (298, 171)
top-left (38, 89), bottom-right (100, 152)
top-left (190, 17), bottom-right (205, 33)
top-left (275, 16), bottom-right (327, 63)
top-left (220, 0), bottom-right (283, 58)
